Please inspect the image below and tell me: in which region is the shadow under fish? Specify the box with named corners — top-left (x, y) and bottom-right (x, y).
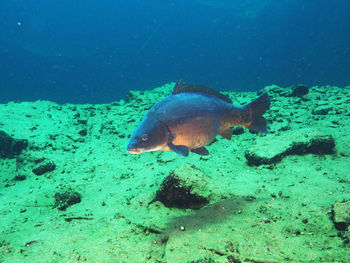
top-left (127, 80), bottom-right (270, 157)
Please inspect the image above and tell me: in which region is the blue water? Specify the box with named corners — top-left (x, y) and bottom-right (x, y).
top-left (1, 0), bottom-right (349, 104)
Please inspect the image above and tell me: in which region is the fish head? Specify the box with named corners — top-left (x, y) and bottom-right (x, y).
top-left (127, 117), bottom-right (169, 154)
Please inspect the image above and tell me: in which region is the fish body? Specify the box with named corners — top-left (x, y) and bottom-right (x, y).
top-left (127, 81), bottom-right (270, 156)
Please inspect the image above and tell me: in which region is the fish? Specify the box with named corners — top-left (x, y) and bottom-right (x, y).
top-left (127, 80), bottom-right (270, 157)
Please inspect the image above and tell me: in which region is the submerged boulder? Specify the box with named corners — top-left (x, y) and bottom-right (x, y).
top-left (0, 130), bottom-right (28, 159)
top-left (289, 84), bottom-right (309, 97)
top-left (245, 129), bottom-right (335, 166)
top-left (332, 201), bottom-right (350, 231)
top-left (154, 164), bottom-right (211, 209)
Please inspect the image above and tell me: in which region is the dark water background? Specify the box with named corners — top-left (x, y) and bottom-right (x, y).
top-left (1, 0), bottom-right (349, 103)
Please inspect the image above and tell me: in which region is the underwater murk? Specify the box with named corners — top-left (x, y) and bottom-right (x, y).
top-left (1, 1), bottom-right (350, 263)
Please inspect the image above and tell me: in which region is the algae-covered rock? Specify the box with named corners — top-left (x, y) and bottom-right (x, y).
top-left (245, 129), bottom-right (335, 166)
top-left (54, 190), bottom-right (82, 211)
top-left (154, 164), bottom-right (211, 209)
top-left (0, 130), bottom-right (28, 158)
top-left (289, 84), bottom-right (309, 97)
top-left (12, 174), bottom-right (26, 181)
top-left (32, 161), bottom-right (56, 175)
top-left (332, 201), bottom-right (350, 230)
top-left (312, 105), bottom-right (332, 115)
top-left (258, 84), bottom-right (289, 97)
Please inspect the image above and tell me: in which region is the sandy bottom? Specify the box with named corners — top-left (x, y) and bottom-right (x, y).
top-left (0, 83), bottom-right (349, 262)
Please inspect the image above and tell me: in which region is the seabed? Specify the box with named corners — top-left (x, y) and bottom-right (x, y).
top-left (0, 83), bottom-right (349, 262)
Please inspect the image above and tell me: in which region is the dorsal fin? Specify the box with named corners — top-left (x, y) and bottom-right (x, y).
top-left (172, 80), bottom-right (232, 104)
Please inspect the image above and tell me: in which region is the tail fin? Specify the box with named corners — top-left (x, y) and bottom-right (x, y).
top-left (244, 93), bottom-right (270, 133)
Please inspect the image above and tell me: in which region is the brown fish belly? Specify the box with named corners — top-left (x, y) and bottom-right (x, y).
top-left (165, 114), bottom-right (218, 150)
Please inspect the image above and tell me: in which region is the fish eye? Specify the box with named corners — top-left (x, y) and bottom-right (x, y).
top-left (141, 135), bottom-right (148, 141)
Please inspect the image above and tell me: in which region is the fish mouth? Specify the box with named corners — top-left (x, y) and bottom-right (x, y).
top-left (127, 147), bottom-right (141, 154)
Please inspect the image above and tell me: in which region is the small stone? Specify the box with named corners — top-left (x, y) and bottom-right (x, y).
top-left (13, 174), bottom-right (26, 181)
top-left (77, 119), bottom-right (87, 125)
top-left (302, 219), bottom-right (308, 224)
top-left (312, 105), bottom-right (332, 115)
top-left (54, 190), bottom-right (82, 211)
top-left (78, 128), bottom-right (87, 136)
top-left (32, 161), bottom-right (56, 175)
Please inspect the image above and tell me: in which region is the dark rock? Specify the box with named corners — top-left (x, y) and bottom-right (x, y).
top-left (287, 135), bottom-right (335, 155)
top-left (34, 157), bottom-right (46, 164)
top-left (232, 127), bottom-right (245, 135)
top-left (54, 190), bottom-right (82, 211)
top-left (13, 174), bottom-right (26, 181)
top-left (245, 129), bottom-right (335, 166)
top-left (332, 201), bottom-right (350, 230)
top-left (312, 105), bottom-right (332, 115)
top-left (154, 164), bottom-right (211, 209)
top-left (77, 119), bottom-right (87, 125)
top-left (189, 258), bottom-right (217, 263)
top-left (0, 130), bottom-right (28, 159)
top-left (32, 161), bottom-right (56, 175)
top-left (78, 128), bottom-right (87, 136)
top-left (227, 255), bottom-right (241, 263)
top-left (289, 84), bottom-right (309, 97)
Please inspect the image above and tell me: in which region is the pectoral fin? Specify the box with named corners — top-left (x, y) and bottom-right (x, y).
top-left (191, 147), bottom-right (209, 156)
top-left (168, 143), bottom-right (189, 157)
